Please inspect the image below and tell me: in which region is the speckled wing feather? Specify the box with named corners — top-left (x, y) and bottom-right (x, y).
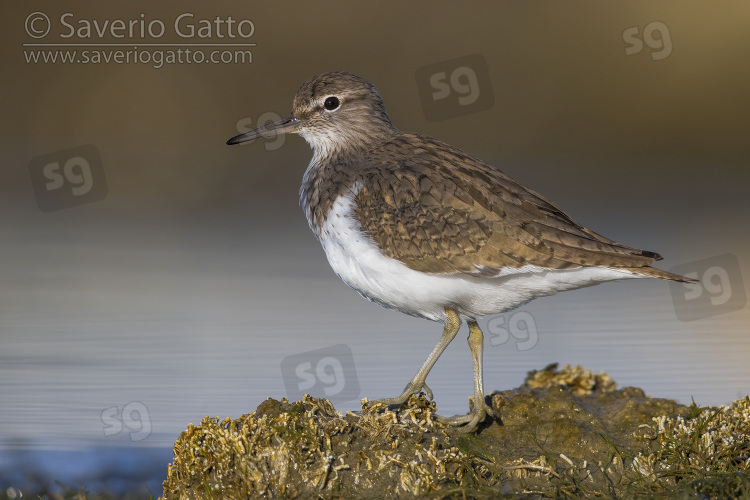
top-left (355, 133), bottom-right (685, 280)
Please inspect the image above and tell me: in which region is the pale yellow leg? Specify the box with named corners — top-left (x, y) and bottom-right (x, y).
top-left (436, 319), bottom-right (495, 432)
top-left (367, 308), bottom-right (461, 407)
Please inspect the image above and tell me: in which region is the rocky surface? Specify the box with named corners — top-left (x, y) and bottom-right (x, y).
top-left (161, 364), bottom-right (750, 499)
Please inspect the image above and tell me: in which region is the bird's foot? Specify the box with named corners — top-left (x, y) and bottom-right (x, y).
top-left (435, 395), bottom-right (495, 433)
top-left (363, 381), bottom-right (433, 410)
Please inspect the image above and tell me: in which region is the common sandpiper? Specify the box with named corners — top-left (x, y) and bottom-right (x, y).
top-left (227, 71), bottom-right (694, 432)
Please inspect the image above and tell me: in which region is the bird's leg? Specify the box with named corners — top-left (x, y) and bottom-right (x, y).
top-left (366, 308), bottom-right (461, 408)
top-left (436, 320), bottom-right (495, 432)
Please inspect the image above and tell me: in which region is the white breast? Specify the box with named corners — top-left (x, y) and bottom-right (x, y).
top-left (318, 189), bottom-right (645, 322)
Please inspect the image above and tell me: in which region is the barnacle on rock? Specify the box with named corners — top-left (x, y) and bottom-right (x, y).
top-left (633, 396), bottom-right (750, 482)
top-left (162, 393), bottom-right (484, 498)
top-left (524, 362), bottom-right (617, 395)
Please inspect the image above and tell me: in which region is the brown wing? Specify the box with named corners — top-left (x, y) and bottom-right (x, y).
top-left (354, 133), bottom-right (685, 280)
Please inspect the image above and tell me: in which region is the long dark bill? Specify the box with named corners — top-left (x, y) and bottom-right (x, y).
top-left (226, 113), bottom-right (299, 145)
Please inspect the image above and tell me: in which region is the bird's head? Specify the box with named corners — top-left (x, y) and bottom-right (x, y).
top-left (227, 72), bottom-right (397, 156)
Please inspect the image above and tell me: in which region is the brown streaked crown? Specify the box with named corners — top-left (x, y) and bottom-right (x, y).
top-left (293, 72), bottom-right (397, 155)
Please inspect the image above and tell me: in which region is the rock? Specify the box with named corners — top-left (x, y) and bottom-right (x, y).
top-left (161, 365), bottom-right (750, 499)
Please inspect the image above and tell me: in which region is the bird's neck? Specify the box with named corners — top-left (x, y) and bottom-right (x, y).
top-left (300, 120), bottom-right (397, 158)
top-left (299, 147), bottom-right (358, 238)
top-left (299, 123), bottom-right (399, 237)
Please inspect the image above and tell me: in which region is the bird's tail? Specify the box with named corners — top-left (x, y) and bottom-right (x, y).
top-left (619, 266), bottom-right (698, 283)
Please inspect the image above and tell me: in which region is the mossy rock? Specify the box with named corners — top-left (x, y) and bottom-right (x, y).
top-left (162, 364), bottom-right (750, 499)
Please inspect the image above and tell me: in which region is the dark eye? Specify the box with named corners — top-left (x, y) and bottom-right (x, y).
top-left (324, 96), bottom-right (340, 111)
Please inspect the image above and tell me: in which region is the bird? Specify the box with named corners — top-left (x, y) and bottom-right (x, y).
top-left (227, 71), bottom-right (695, 432)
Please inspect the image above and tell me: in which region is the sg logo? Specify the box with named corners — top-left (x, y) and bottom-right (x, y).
top-left (101, 401), bottom-right (152, 442)
top-left (235, 112), bottom-right (286, 151)
top-left (29, 144), bottom-right (107, 212)
top-left (416, 54), bottom-right (494, 122)
top-left (669, 254), bottom-right (746, 321)
top-left (486, 311), bottom-right (539, 351)
top-left (430, 67), bottom-right (481, 106)
top-left (281, 344), bottom-right (360, 405)
top-left (623, 21), bottom-right (673, 61)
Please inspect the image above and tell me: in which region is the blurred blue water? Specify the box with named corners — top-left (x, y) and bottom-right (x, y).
top-left (0, 447), bottom-right (171, 496)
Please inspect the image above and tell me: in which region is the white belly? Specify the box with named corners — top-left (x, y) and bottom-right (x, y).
top-left (318, 191), bottom-right (645, 322)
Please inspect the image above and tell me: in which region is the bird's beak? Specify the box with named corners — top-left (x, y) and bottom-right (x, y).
top-left (226, 113), bottom-right (299, 145)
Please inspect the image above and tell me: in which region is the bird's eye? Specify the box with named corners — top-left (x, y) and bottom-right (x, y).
top-left (324, 96), bottom-right (340, 111)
